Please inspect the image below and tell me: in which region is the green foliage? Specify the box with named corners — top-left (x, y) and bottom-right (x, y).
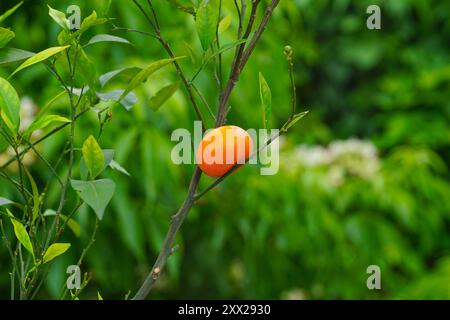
top-left (119, 57), bottom-right (184, 102)
top-left (0, 27), bottom-right (14, 48)
top-left (42, 243), bottom-right (71, 264)
top-left (23, 115), bottom-right (71, 138)
top-left (196, 0), bottom-right (220, 50)
top-left (149, 81), bottom-right (181, 111)
top-left (9, 46), bottom-right (70, 77)
top-left (0, 76), bottom-right (20, 137)
top-left (0, 0), bottom-right (448, 301)
top-left (82, 135), bottom-right (105, 179)
top-left (258, 72), bottom-right (272, 129)
top-left (70, 179), bottom-right (116, 220)
top-left (7, 209), bottom-right (35, 262)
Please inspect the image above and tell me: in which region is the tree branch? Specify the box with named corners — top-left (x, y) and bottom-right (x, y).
top-left (132, 0), bottom-right (282, 300)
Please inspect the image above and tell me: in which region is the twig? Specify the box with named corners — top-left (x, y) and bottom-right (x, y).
top-left (132, 0), bottom-right (281, 300)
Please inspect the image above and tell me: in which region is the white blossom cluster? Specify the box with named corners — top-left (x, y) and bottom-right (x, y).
top-left (283, 138), bottom-right (380, 185)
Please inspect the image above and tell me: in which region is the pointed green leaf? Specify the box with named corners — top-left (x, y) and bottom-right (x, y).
top-left (9, 46), bottom-right (70, 78)
top-left (0, 197), bottom-right (14, 206)
top-left (48, 5), bottom-right (70, 30)
top-left (218, 14), bottom-right (232, 34)
top-left (82, 135), bottom-right (105, 179)
top-left (7, 209), bottom-right (35, 261)
top-left (70, 179), bottom-right (116, 220)
top-left (99, 67), bottom-right (142, 87)
top-left (80, 149), bottom-right (115, 180)
top-left (43, 243), bottom-right (71, 264)
top-left (24, 168), bottom-right (40, 224)
top-left (196, 0), bottom-right (220, 50)
top-left (0, 76), bottom-right (20, 137)
top-left (150, 81), bottom-right (180, 111)
top-left (0, 47), bottom-right (34, 66)
top-left (86, 34), bottom-right (131, 46)
top-left (23, 114), bottom-right (70, 137)
top-left (119, 57), bottom-right (184, 102)
top-left (259, 72), bottom-right (272, 129)
top-left (97, 291), bottom-right (103, 300)
top-left (0, 1), bottom-right (23, 24)
top-left (283, 111), bottom-right (309, 131)
top-left (0, 28), bottom-right (15, 48)
top-left (109, 160), bottom-right (130, 176)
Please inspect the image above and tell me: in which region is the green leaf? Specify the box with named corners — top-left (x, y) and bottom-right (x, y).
top-left (259, 72), bottom-right (272, 129)
top-left (99, 67), bottom-right (142, 87)
top-left (42, 243), bottom-right (71, 264)
top-left (97, 90), bottom-right (137, 111)
top-left (9, 46), bottom-right (70, 78)
top-left (0, 76), bottom-right (20, 138)
top-left (119, 57), bottom-right (184, 102)
top-left (0, 47), bottom-right (34, 66)
top-left (196, 0), bottom-right (220, 50)
top-left (23, 114), bottom-right (70, 137)
top-left (82, 135), bottom-right (105, 179)
top-left (70, 179), bottom-right (116, 220)
top-left (0, 28), bottom-right (14, 48)
top-left (79, 11), bottom-right (107, 34)
top-left (218, 14), bottom-right (232, 34)
top-left (0, 1), bottom-right (23, 24)
top-left (0, 197), bottom-right (13, 206)
top-left (43, 210), bottom-right (81, 237)
top-left (24, 168), bottom-right (40, 224)
top-left (109, 160), bottom-right (130, 176)
top-left (80, 149), bottom-right (114, 180)
top-left (149, 82), bottom-right (181, 112)
top-left (48, 5), bottom-right (70, 30)
top-left (282, 111), bottom-right (309, 131)
top-left (86, 34), bottom-right (131, 46)
top-left (76, 48), bottom-right (101, 97)
top-left (7, 209), bottom-right (35, 261)
top-left (97, 291), bottom-right (103, 300)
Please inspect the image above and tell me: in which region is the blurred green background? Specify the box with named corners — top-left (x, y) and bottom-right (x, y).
top-left (0, 0), bottom-right (449, 299)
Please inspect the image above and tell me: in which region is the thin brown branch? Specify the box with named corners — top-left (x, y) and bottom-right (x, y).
top-left (132, 0), bottom-right (282, 300)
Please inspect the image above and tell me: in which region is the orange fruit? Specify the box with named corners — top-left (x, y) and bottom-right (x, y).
top-left (196, 125), bottom-right (253, 177)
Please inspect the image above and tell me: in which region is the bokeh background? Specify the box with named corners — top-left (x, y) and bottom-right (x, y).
top-left (0, 0), bottom-right (449, 299)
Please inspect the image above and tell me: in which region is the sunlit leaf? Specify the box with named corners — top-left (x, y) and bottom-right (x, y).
top-left (48, 5), bottom-right (70, 30)
top-left (109, 160), bottom-right (130, 176)
top-left (218, 14), bottom-right (232, 34)
top-left (0, 1), bottom-right (23, 24)
top-left (42, 243), bottom-right (71, 264)
top-left (0, 27), bottom-right (14, 48)
top-left (86, 34), bottom-right (131, 46)
top-left (23, 114), bottom-right (70, 137)
top-left (9, 46), bottom-right (70, 78)
top-left (0, 197), bottom-right (13, 206)
top-left (7, 209), bottom-right (35, 261)
top-left (283, 111), bottom-right (309, 131)
top-left (0, 76), bottom-right (20, 138)
top-left (82, 135), bottom-right (105, 179)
